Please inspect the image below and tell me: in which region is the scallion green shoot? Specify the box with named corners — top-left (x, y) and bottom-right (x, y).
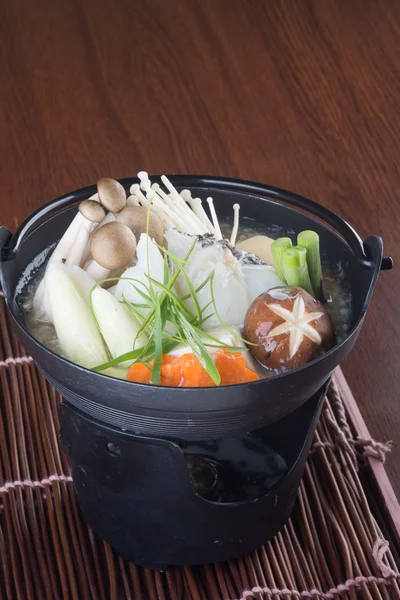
top-left (271, 237), bottom-right (292, 280)
top-left (297, 230), bottom-right (322, 296)
top-left (280, 246), bottom-right (313, 296)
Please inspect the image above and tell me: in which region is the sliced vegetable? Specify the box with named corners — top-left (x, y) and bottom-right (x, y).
top-left (126, 350), bottom-right (259, 387)
top-left (91, 286), bottom-right (148, 368)
top-left (240, 263), bottom-right (285, 305)
top-left (236, 235), bottom-right (275, 265)
top-left (115, 233), bottom-right (165, 317)
top-left (293, 245), bottom-right (314, 296)
top-left (281, 247), bottom-right (314, 296)
top-left (45, 263), bottom-right (108, 368)
top-left (271, 237), bottom-right (292, 280)
top-left (297, 230), bottom-right (322, 296)
top-left (281, 248), bottom-right (301, 288)
top-left (215, 349), bottom-right (259, 385)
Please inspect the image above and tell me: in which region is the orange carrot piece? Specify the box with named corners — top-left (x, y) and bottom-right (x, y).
top-left (215, 349), bottom-right (260, 385)
top-left (126, 350), bottom-right (259, 387)
top-left (126, 361), bottom-right (153, 384)
top-left (180, 354), bottom-right (215, 387)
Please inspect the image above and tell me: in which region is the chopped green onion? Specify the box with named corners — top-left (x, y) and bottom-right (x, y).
top-left (281, 247), bottom-right (314, 296)
top-left (281, 248), bottom-right (301, 287)
top-left (293, 245), bottom-right (314, 296)
top-left (297, 230), bottom-right (322, 296)
top-left (163, 254), bottom-right (169, 286)
top-left (150, 297), bottom-right (163, 384)
top-left (271, 237), bottom-right (292, 280)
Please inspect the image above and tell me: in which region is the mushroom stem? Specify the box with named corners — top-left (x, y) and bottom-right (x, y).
top-left (95, 211), bottom-right (116, 229)
top-left (137, 172), bottom-right (211, 235)
top-left (85, 256), bottom-right (134, 283)
top-left (156, 183), bottom-right (206, 235)
top-left (137, 171), bottom-right (151, 188)
top-left (85, 260), bottom-right (111, 282)
top-left (149, 188), bottom-right (189, 230)
top-left (66, 219), bottom-right (95, 267)
top-left (50, 213), bottom-right (87, 263)
top-left (160, 175), bottom-right (206, 234)
top-left (130, 183), bottom-right (148, 205)
top-left (64, 200), bottom-right (106, 267)
top-left (181, 190), bottom-right (215, 234)
top-left (150, 204), bottom-right (177, 229)
top-left (100, 268), bottom-right (126, 289)
top-left (230, 203), bottom-right (240, 245)
top-left (130, 183), bottom-right (171, 225)
top-left (151, 183), bottom-right (179, 213)
top-left (132, 181), bottom-right (184, 230)
top-left (32, 211), bottom-right (88, 312)
top-left (126, 194), bottom-right (141, 207)
top-left (81, 212), bottom-right (116, 266)
top-left (207, 197), bottom-right (223, 240)
top-left (86, 221), bottom-right (137, 283)
top-left (153, 182), bottom-right (204, 233)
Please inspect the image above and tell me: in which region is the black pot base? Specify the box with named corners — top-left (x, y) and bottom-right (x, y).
top-left (59, 379), bottom-right (329, 569)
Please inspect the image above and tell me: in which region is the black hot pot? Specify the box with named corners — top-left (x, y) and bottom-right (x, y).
top-left (0, 176), bottom-right (392, 569)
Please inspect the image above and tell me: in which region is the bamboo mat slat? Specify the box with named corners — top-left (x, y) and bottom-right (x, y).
top-left (0, 294), bottom-right (399, 600)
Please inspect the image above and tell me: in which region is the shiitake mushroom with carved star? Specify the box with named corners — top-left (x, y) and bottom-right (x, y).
top-left (243, 286), bottom-right (334, 372)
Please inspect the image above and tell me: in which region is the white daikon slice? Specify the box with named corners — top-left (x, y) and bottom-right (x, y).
top-left (91, 286), bottom-right (148, 368)
top-left (45, 263), bottom-right (107, 368)
top-left (115, 233), bottom-right (164, 316)
top-left (241, 264), bottom-right (285, 305)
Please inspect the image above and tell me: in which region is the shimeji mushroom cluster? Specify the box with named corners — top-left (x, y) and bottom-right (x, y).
top-left (37, 173), bottom-right (240, 292)
top-left (33, 173), bottom-right (234, 310)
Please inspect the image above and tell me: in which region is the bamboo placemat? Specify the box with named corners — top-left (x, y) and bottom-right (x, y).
top-left (0, 292), bottom-right (399, 600)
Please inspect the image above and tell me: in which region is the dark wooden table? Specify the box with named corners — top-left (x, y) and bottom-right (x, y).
top-left (1, 0), bottom-right (399, 494)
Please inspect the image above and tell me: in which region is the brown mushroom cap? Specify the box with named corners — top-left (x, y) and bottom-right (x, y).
top-left (97, 178), bottom-right (127, 213)
top-left (90, 221), bottom-right (137, 270)
top-left (243, 286), bottom-right (334, 372)
top-left (117, 206), bottom-right (164, 246)
top-left (79, 200), bottom-right (106, 223)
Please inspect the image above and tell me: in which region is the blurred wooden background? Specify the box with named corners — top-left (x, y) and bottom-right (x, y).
top-left (1, 0), bottom-right (399, 493)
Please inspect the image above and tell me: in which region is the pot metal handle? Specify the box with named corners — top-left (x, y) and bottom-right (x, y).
top-left (361, 235), bottom-right (390, 314)
top-left (380, 256), bottom-right (393, 270)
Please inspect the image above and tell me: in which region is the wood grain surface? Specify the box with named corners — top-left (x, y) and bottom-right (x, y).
top-left (0, 1), bottom-right (399, 493)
